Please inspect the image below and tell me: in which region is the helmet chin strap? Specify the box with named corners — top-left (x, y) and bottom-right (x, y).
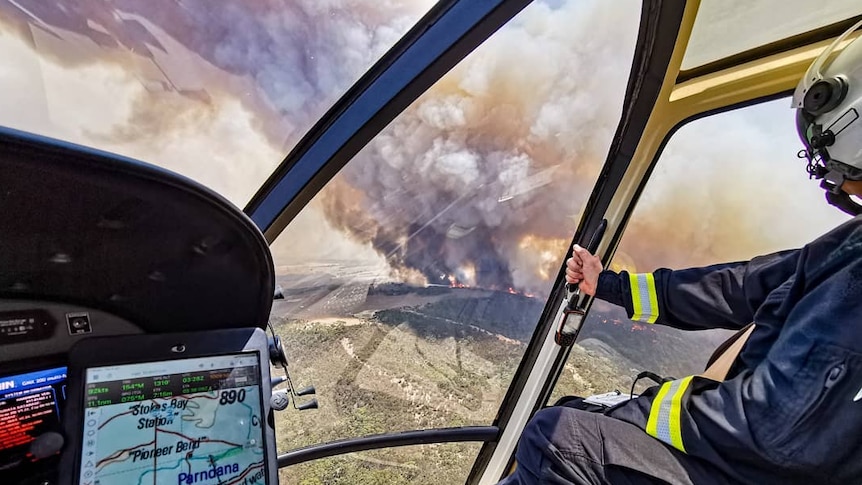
top-left (822, 177), bottom-right (862, 216)
top-left (825, 190), bottom-right (862, 216)
top-left (798, 149), bottom-right (862, 216)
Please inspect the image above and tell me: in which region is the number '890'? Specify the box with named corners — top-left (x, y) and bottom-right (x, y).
top-left (219, 389), bottom-right (247, 405)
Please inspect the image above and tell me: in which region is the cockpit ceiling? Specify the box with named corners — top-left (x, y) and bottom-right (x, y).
top-left (682, 0), bottom-right (862, 70)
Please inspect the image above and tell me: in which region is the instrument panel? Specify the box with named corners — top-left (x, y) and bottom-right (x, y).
top-left (1, 122), bottom-right (277, 485)
top-left (0, 366), bottom-right (67, 483)
top-left (0, 301), bottom-right (142, 484)
top-left (0, 301), bottom-right (141, 364)
top-left (0, 304), bottom-right (282, 485)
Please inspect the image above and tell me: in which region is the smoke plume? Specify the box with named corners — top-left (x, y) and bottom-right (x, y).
top-left (0, 0), bottom-right (850, 296)
top-left (316, 1), bottom-right (640, 293)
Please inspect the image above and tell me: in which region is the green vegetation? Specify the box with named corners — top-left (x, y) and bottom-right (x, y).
top-left (271, 308), bottom-right (519, 483)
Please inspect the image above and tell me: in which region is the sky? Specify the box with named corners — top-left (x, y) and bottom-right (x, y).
top-left (683, 0), bottom-right (861, 68)
top-left (0, 0), bottom-right (852, 295)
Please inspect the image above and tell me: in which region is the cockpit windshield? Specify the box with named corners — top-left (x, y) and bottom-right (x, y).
top-left (0, 0), bottom-right (436, 205)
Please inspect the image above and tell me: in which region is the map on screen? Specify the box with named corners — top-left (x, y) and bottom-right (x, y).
top-left (81, 354), bottom-right (267, 485)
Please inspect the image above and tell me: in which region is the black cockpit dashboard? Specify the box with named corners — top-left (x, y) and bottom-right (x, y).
top-left (0, 128), bottom-right (277, 485)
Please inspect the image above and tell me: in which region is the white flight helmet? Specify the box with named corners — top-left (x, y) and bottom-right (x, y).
top-left (793, 19), bottom-right (862, 215)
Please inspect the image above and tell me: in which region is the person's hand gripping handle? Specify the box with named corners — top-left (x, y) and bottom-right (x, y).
top-left (565, 243), bottom-right (604, 297)
top-left (565, 219), bottom-right (606, 308)
top-left (555, 219), bottom-right (606, 346)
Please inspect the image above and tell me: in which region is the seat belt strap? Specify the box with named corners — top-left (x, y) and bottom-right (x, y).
top-left (700, 323), bottom-right (755, 382)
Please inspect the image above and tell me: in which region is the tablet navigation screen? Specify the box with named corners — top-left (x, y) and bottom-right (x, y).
top-left (81, 354), bottom-right (266, 485)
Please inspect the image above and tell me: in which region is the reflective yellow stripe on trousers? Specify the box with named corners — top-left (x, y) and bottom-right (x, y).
top-left (629, 273), bottom-right (659, 323)
top-left (646, 376), bottom-right (693, 453)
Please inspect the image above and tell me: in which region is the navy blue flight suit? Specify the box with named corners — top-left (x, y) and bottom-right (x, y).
top-left (501, 215), bottom-right (862, 484)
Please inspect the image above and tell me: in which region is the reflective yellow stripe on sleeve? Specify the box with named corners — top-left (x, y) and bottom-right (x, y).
top-left (629, 273), bottom-right (659, 323)
top-left (645, 376), bottom-right (693, 453)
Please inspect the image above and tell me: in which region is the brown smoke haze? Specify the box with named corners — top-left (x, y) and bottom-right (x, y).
top-left (0, 0), bottom-right (850, 296)
top-left (314, 1), bottom-right (640, 293)
top-left (618, 102), bottom-right (850, 273)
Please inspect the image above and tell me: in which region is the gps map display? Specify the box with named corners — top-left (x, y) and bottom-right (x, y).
top-left (82, 354), bottom-right (267, 485)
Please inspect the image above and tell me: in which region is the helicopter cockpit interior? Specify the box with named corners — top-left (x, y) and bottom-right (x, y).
top-left (1, 1), bottom-right (862, 484)
top-left (0, 130), bottom-right (282, 484)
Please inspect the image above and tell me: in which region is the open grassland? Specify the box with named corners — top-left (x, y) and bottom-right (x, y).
top-left (273, 286), bottom-right (731, 483)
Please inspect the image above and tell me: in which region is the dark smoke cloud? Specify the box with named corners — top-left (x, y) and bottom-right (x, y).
top-left (141, 0), bottom-right (431, 147)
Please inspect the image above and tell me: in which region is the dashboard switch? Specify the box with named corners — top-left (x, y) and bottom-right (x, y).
top-left (66, 312), bottom-right (92, 335)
